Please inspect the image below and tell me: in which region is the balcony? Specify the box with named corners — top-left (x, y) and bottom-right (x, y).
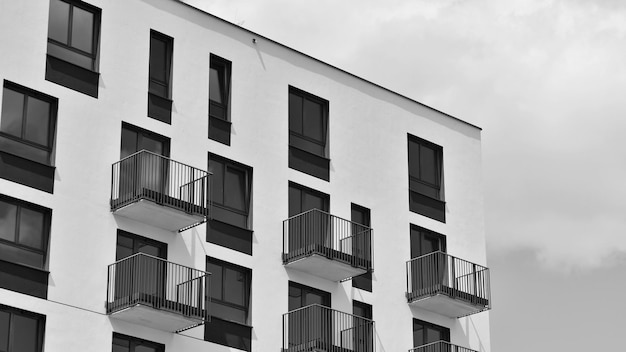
top-left (282, 209), bottom-right (373, 281)
top-left (410, 341), bottom-right (478, 352)
top-left (106, 253), bottom-right (210, 332)
top-left (110, 150), bottom-right (210, 232)
top-left (406, 252), bottom-right (490, 318)
top-left (282, 304), bottom-right (375, 352)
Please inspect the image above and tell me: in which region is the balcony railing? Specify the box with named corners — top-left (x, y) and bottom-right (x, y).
top-left (282, 209), bottom-right (373, 277)
top-left (410, 341), bottom-right (478, 352)
top-left (110, 150), bottom-right (210, 231)
top-left (106, 253), bottom-right (210, 331)
top-left (282, 304), bottom-right (375, 352)
top-left (406, 251), bottom-right (490, 317)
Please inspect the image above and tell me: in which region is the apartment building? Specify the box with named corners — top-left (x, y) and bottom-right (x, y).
top-left (0, 0), bottom-right (491, 351)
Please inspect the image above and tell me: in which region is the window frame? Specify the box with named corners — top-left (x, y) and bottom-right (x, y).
top-left (408, 134), bottom-right (443, 201)
top-left (46, 0), bottom-right (101, 72)
top-left (112, 332), bottom-right (165, 352)
top-left (209, 54), bottom-right (232, 121)
top-left (208, 153), bottom-right (252, 229)
top-left (0, 304), bottom-right (46, 352)
top-left (288, 86), bottom-right (329, 158)
top-left (0, 81), bottom-right (58, 166)
top-left (148, 30), bottom-right (173, 100)
top-left (206, 257), bottom-right (251, 325)
top-left (0, 194), bottom-right (52, 270)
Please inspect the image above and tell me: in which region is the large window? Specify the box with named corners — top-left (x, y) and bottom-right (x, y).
top-left (148, 30), bottom-right (173, 123)
top-left (413, 319), bottom-right (450, 347)
top-left (288, 281), bottom-right (330, 311)
top-left (205, 257), bottom-right (251, 351)
top-left (0, 305), bottom-right (46, 352)
top-left (208, 54), bottom-right (232, 145)
top-left (288, 86), bottom-right (330, 181)
top-left (0, 82), bottom-right (57, 166)
top-left (207, 153), bottom-right (253, 254)
top-left (351, 203), bottom-right (372, 292)
top-left (408, 134), bottom-right (445, 222)
top-left (113, 333), bottom-right (164, 352)
top-left (46, 0), bottom-right (101, 97)
top-left (410, 225), bottom-right (446, 259)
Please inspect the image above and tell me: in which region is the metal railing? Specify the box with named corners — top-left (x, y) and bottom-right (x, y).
top-left (106, 253), bottom-right (210, 328)
top-left (110, 150), bottom-right (210, 220)
top-left (282, 304), bottom-right (375, 352)
top-left (282, 209), bottom-right (373, 271)
top-left (410, 341), bottom-right (478, 352)
top-left (406, 251), bottom-right (490, 311)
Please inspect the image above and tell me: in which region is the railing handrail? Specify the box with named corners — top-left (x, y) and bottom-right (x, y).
top-left (284, 208), bottom-right (373, 230)
top-left (406, 251), bottom-right (488, 270)
top-left (284, 303), bottom-right (375, 324)
top-left (409, 340), bottom-right (477, 352)
top-left (114, 149), bottom-right (212, 176)
top-left (109, 252), bottom-right (212, 276)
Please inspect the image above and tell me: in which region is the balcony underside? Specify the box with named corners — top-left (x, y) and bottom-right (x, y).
top-left (284, 246), bottom-right (369, 281)
top-left (283, 339), bottom-right (370, 352)
top-left (108, 303), bottom-right (205, 332)
top-left (112, 196), bottom-right (206, 232)
top-left (407, 286), bottom-right (489, 318)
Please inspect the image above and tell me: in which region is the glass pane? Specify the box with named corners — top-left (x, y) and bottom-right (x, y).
top-left (408, 140), bottom-right (420, 178)
top-left (211, 302), bottom-right (246, 323)
top-left (137, 242), bottom-right (161, 257)
top-left (413, 324), bottom-right (425, 346)
top-left (135, 345), bottom-right (158, 352)
top-left (112, 336), bottom-right (130, 352)
top-left (209, 67), bottom-right (223, 103)
top-left (303, 99), bottom-right (324, 142)
top-left (288, 92), bottom-right (302, 134)
top-left (288, 285), bottom-right (302, 310)
top-left (12, 315), bottom-right (38, 352)
top-left (224, 167), bottom-right (246, 211)
top-left (420, 144), bottom-right (438, 184)
top-left (71, 6), bottom-right (94, 53)
top-left (47, 42), bottom-right (93, 69)
top-left (120, 128), bottom-right (137, 158)
top-left (0, 200), bottom-right (17, 242)
top-left (288, 186), bottom-right (301, 217)
top-left (0, 241), bottom-right (44, 268)
top-left (18, 207), bottom-right (45, 250)
top-left (116, 245), bottom-right (133, 261)
top-left (149, 36), bottom-right (167, 82)
top-left (24, 97), bottom-right (51, 146)
top-left (302, 191), bottom-right (326, 212)
top-left (304, 291), bottom-right (324, 306)
top-left (223, 267), bottom-right (245, 305)
top-left (0, 311), bottom-right (9, 352)
top-left (0, 135), bottom-right (49, 164)
top-left (209, 159), bottom-right (224, 205)
top-left (206, 262), bottom-right (222, 300)
top-left (0, 88), bottom-right (24, 138)
top-left (48, 0), bottom-right (69, 44)
top-left (426, 327), bottom-right (442, 343)
top-left (138, 134), bottom-right (164, 155)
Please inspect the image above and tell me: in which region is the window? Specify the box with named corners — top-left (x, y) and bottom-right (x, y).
top-left (207, 153), bottom-right (253, 254)
top-left (46, 0), bottom-right (101, 97)
top-left (209, 54), bottom-right (232, 145)
top-left (116, 230), bottom-right (167, 260)
top-left (410, 225), bottom-right (446, 259)
top-left (120, 122), bottom-right (170, 159)
top-left (0, 82), bottom-right (57, 192)
top-left (353, 301), bottom-right (374, 352)
top-left (0, 305), bottom-right (45, 352)
top-left (112, 333), bottom-right (164, 352)
top-left (288, 86), bottom-right (330, 181)
top-left (205, 257), bottom-right (251, 351)
top-left (408, 225), bottom-right (447, 301)
top-left (288, 281), bottom-right (330, 311)
top-left (288, 182), bottom-right (329, 217)
top-left (351, 204), bottom-right (372, 291)
top-left (408, 134), bottom-right (445, 222)
top-left (413, 319), bottom-right (450, 347)
top-left (147, 30), bottom-right (173, 123)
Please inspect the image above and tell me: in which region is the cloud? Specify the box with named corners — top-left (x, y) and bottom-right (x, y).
top-left (184, 0), bottom-right (626, 271)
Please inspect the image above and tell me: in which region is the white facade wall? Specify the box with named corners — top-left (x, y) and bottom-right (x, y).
top-left (0, 0), bottom-right (490, 351)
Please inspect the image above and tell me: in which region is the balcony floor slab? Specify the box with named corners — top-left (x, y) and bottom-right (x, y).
top-left (408, 293), bottom-right (488, 318)
top-left (109, 304), bottom-right (204, 332)
top-left (113, 199), bottom-right (205, 232)
top-left (285, 254), bottom-right (367, 281)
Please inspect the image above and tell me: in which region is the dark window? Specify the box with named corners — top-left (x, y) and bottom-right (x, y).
top-left (112, 333), bottom-right (164, 352)
top-left (120, 123), bottom-right (170, 159)
top-left (115, 230), bottom-right (167, 260)
top-left (351, 204), bottom-right (372, 291)
top-left (205, 258), bottom-right (252, 351)
top-left (0, 82), bottom-right (57, 166)
top-left (288, 281), bottom-right (330, 310)
top-left (408, 134), bottom-right (445, 222)
top-left (288, 182), bottom-right (329, 217)
top-left (410, 225), bottom-right (446, 259)
top-left (0, 305), bottom-right (45, 352)
top-left (288, 86), bottom-right (330, 181)
top-left (147, 30), bottom-right (173, 123)
top-left (413, 319), bottom-right (450, 347)
top-left (0, 195), bottom-right (51, 270)
top-left (46, 0), bottom-right (101, 96)
top-left (208, 154), bottom-right (252, 229)
top-left (352, 301), bottom-right (374, 352)
top-left (208, 55), bottom-right (232, 145)
top-left (353, 300), bottom-right (372, 320)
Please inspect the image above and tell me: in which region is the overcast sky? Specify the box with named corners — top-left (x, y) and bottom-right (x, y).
top-left (184, 0), bottom-right (626, 350)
